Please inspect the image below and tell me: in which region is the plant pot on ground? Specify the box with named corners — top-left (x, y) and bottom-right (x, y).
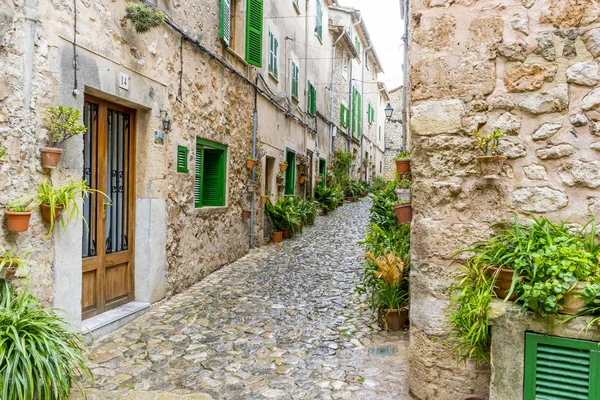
top-left (4, 200), bottom-right (37, 233)
top-left (282, 228), bottom-right (289, 239)
top-left (41, 106), bottom-right (87, 169)
top-left (393, 202), bottom-right (412, 225)
top-left (395, 150), bottom-right (411, 174)
top-left (473, 129), bottom-right (507, 179)
top-left (272, 231), bottom-right (283, 243)
top-left (379, 307), bottom-right (409, 331)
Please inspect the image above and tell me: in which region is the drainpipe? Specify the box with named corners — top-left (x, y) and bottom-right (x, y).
top-left (250, 76), bottom-right (258, 248)
top-left (303, 0), bottom-right (309, 199)
top-left (360, 44), bottom-right (372, 183)
top-left (23, 0), bottom-right (38, 108)
top-left (401, 0), bottom-right (410, 150)
top-left (347, 13), bottom-right (362, 155)
top-left (330, 31), bottom-right (345, 156)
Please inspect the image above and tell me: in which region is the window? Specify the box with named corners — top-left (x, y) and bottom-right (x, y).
top-left (291, 61), bottom-right (299, 99)
top-left (315, 0), bottom-right (323, 42)
top-left (524, 333), bottom-right (600, 400)
top-left (355, 36), bottom-right (361, 59)
top-left (308, 81), bottom-right (316, 115)
top-left (342, 54), bottom-right (348, 78)
top-left (284, 149), bottom-right (296, 195)
top-left (379, 161), bottom-right (382, 173)
top-left (245, 0), bottom-right (263, 67)
top-left (177, 146), bottom-right (189, 173)
top-left (268, 30), bottom-right (278, 78)
top-left (340, 104), bottom-right (349, 128)
top-left (368, 104), bottom-right (374, 125)
top-left (352, 87), bottom-right (361, 137)
top-left (195, 138), bottom-right (227, 207)
top-left (365, 54), bottom-right (369, 70)
top-left (318, 158), bottom-right (326, 187)
top-left (379, 126), bottom-right (382, 142)
top-left (219, 0), bottom-right (232, 46)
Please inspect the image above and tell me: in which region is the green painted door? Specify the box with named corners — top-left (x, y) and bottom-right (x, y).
top-left (284, 150), bottom-right (296, 195)
top-left (318, 158), bottom-right (326, 187)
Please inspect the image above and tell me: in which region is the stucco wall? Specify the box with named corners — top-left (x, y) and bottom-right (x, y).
top-left (408, 0), bottom-right (600, 398)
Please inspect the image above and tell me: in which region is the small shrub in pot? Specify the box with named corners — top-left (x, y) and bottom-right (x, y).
top-left (473, 129), bottom-right (507, 179)
top-left (41, 106), bottom-right (87, 168)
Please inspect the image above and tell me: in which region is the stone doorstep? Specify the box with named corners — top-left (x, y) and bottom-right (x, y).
top-left (81, 301), bottom-right (150, 345)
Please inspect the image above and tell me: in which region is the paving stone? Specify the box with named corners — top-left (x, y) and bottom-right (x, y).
top-left (74, 199), bottom-right (412, 399)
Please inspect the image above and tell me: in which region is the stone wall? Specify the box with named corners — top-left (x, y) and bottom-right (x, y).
top-left (408, 0), bottom-right (600, 398)
top-left (383, 87), bottom-right (404, 180)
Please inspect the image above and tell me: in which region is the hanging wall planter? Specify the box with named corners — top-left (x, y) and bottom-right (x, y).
top-left (299, 176), bottom-right (306, 185)
top-left (394, 150), bottom-right (411, 174)
top-left (40, 203), bottom-right (64, 223)
top-left (393, 202), bottom-right (412, 225)
top-left (246, 157), bottom-right (257, 169)
top-left (41, 106), bottom-right (87, 169)
top-left (4, 211), bottom-right (33, 232)
top-left (261, 195), bottom-right (269, 205)
top-left (315, 176), bottom-right (323, 185)
top-left (395, 189), bottom-right (411, 203)
top-left (474, 129), bottom-right (506, 179)
top-left (280, 162), bottom-right (289, 172)
top-left (477, 155), bottom-right (507, 180)
top-left (242, 209), bottom-right (252, 219)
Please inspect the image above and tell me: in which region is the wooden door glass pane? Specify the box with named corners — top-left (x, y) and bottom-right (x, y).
top-left (83, 101), bottom-right (98, 258)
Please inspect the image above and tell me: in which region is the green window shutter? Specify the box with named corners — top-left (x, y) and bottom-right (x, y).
top-left (340, 104), bottom-right (345, 127)
top-left (220, 0), bottom-right (231, 46)
top-left (357, 93), bottom-right (362, 138)
top-left (319, 158), bottom-right (326, 187)
top-left (284, 150), bottom-right (296, 195)
top-left (202, 149), bottom-right (225, 206)
top-left (177, 146), bottom-right (189, 173)
top-left (291, 61), bottom-right (298, 98)
top-left (245, 0), bottom-right (263, 67)
top-left (195, 144), bottom-right (204, 208)
top-left (316, 0), bottom-right (323, 40)
top-left (268, 31), bottom-right (273, 73)
top-left (274, 37), bottom-right (278, 77)
top-left (311, 85), bottom-right (316, 115)
top-left (524, 333), bottom-right (600, 400)
top-left (352, 88), bottom-right (357, 136)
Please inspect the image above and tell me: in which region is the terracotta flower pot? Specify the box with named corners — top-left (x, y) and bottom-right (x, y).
top-left (40, 203), bottom-right (64, 223)
top-left (345, 197), bottom-right (353, 202)
top-left (282, 228), bottom-right (289, 239)
top-left (5, 211), bottom-right (33, 232)
top-left (395, 189), bottom-right (411, 202)
top-left (40, 147), bottom-right (63, 169)
top-left (272, 231), bottom-right (283, 243)
top-left (280, 163), bottom-right (289, 172)
top-left (396, 159), bottom-right (410, 174)
top-left (477, 155), bottom-right (507, 180)
top-left (0, 264), bottom-right (18, 280)
top-left (246, 159), bottom-right (256, 169)
top-left (560, 281), bottom-right (588, 315)
top-left (278, 184), bottom-right (285, 192)
top-left (299, 176), bottom-right (306, 184)
top-left (380, 307), bottom-right (409, 331)
top-left (486, 267), bottom-right (519, 301)
top-left (261, 195), bottom-right (269, 205)
top-left (242, 210), bottom-right (252, 219)
top-left (315, 177), bottom-right (323, 185)
top-left (393, 203), bottom-right (412, 225)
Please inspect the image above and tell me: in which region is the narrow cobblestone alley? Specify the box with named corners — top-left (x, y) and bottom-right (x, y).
top-left (75, 199), bottom-right (411, 400)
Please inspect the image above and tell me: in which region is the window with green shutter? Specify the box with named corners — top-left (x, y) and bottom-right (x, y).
top-left (220, 0), bottom-right (231, 46)
top-left (308, 82), bottom-right (316, 115)
top-left (284, 149), bottom-right (296, 195)
top-left (245, 0), bottom-right (263, 67)
top-left (318, 158), bottom-right (326, 187)
top-left (352, 87), bottom-right (357, 137)
top-left (177, 146), bottom-right (189, 173)
top-left (367, 104), bottom-right (374, 125)
top-left (357, 92), bottom-right (362, 138)
top-left (355, 36), bottom-right (361, 58)
top-left (340, 104), bottom-right (349, 128)
top-left (524, 333), bottom-right (600, 400)
top-left (195, 138), bottom-right (227, 208)
top-left (315, 0), bottom-right (323, 41)
top-left (268, 30), bottom-right (278, 78)
top-left (291, 61), bottom-right (299, 99)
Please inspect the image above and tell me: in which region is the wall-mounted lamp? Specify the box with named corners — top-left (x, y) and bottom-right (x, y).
top-left (159, 109), bottom-right (172, 133)
top-left (385, 103), bottom-right (403, 124)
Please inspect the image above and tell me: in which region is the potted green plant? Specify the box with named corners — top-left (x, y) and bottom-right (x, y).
top-left (265, 200), bottom-right (287, 243)
top-left (261, 190), bottom-right (271, 205)
top-left (366, 252), bottom-right (409, 331)
top-left (473, 129), bottom-right (506, 179)
top-left (35, 179), bottom-right (109, 236)
top-left (247, 179), bottom-right (257, 193)
top-left (315, 175), bottom-right (323, 185)
top-left (246, 156), bottom-right (258, 169)
top-left (395, 179), bottom-right (412, 202)
top-left (280, 162), bottom-right (289, 172)
top-left (41, 106), bottom-right (88, 168)
top-left (393, 200), bottom-right (412, 225)
top-left (0, 246), bottom-right (35, 280)
top-left (0, 280), bottom-right (93, 399)
top-left (395, 150), bottom-right (411, 174)
top-left (4, 199), bottom-right (37, 233)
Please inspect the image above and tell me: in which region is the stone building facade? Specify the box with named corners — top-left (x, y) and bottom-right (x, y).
top-left (383, 86), bottom-right (403, 180)
top-left (0, 0), bottom-right (388, 335)
top-left (408, 0), bottom-right (600, 399)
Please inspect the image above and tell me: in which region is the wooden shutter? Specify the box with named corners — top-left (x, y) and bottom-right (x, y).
top-left (245, 0), bottom-right (263, 67)
top-left (352, 88), bottom-right (357, 136)
top-left (202, 149), bottom-right (225, 206)
top-left (195, 145), bottom-right (204, 208)
top-left (524, 333), bottom-right (600, 400)
top-left (316, 0), bottom-right (323, 40)
top-left (177, 146), bottom-right (189, 173)
top-left (357, 93), bottom-right (362, 137)
top-left (220, 0), bottom-right (231, 46)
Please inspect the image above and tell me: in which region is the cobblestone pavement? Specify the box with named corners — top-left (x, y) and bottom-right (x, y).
top-left (74, 199), bottom-right (411, 399)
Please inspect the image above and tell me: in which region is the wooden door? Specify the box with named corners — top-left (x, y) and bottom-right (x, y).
top-left (82, 96), bottom-right (136, 320)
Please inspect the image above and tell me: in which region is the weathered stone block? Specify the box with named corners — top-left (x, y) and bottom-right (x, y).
top-left (505, 63), bottom-right (557, 93)
top-left (512, 186), bottom-right (569, 212)
top-left (566, 60), bottom-right (600, 86)
top-left (532, 122), bottom-right (562, 141)
top-left (413, 14), bottom-right (456, 52)
top-left (582, 28), bottom-right (600, 57)
top-left (523, 164), bottom-right (548, 180)
top-left (590, 120), bottom-right (600, 136)
top-left (410, 100), bottom-right (464, 136)
top-left (535, 33), bottom-right (556, 62)
top-left (536, 143), bottom-right (577, 159)
top-left (570, 113), bottom-right (589, 127)
top-left (542, 0), bottom-right (600, 28)
top-left (580, 88), bottom-right (600, 111)
top-left (511, 11), bottom-right (529, 36)
top-left (558, 159), bottom-right (600, 188)
top-left (488, 96), bottom-right (515, 111)
top-left (497, 41), bottom-right (528, 62)
top-left (498, 138), bottom-right (527, 159)
top-left (519, 84), bottom-right (569, 114)
top-left (591, 142), bottom-right (600, 151)
top-left (493, 112), bottom-right (521, 135)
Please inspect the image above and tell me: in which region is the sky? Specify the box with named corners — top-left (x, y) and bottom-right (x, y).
top-left (338, 0), bottom-right (405, 90)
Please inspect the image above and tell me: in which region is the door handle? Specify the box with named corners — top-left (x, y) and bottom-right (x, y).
top-left (102, 203), bottom-right (113, 220)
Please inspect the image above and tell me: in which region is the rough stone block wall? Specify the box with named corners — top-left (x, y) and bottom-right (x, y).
top-left (383, 87), bottom-right (404, 180)
top-left (408, 0), bottom-right (600, 398)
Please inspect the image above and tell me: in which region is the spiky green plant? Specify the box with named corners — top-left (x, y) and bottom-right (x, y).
top-left (124, 2), bottom-right (165, 33)
top-left (0, 280), bottom-right (93, 399)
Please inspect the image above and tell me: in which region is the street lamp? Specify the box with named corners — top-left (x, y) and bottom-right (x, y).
top-left (385, 103), bottom-right (403, 124)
